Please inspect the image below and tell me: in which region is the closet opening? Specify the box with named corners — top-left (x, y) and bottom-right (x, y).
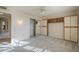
top-left (47, 17), bottom-right (64, 39)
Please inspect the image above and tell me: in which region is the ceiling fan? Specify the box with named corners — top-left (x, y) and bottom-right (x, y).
top-left (39, 6), bottom-right (47, 19)
top-left (40, 8), bottom-right (46, 15)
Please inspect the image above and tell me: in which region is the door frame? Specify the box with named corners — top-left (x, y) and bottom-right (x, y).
top-left (30, 18), bottom-right (36, 37)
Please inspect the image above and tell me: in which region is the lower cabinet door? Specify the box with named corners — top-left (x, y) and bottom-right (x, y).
top-left (65, 28), bottom-right (71, 41)
top-left (71, 28), bottom-right (77, 42)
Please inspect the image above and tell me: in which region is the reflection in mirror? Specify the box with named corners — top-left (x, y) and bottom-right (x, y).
top-left (0, 12), bottom-right (11, 43)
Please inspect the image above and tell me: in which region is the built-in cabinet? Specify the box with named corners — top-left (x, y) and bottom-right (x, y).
top-left (48, 17), bottom-right (64, 39)
top-left (36, 20), bottom-right (47, 35)
top-left (40, 20), bottom-right (47, 35)
top-left (36, 20), bottom-right (40, 35)
top-left (64, 16), bottom-right (78, 42)
top-left (36, 16), bottom-right (78, 42)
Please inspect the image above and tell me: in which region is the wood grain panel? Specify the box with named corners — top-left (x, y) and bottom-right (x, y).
top-left (48, 17), bottom-right (64, 23)
top-left (64, 26), bottom-right (78, 28)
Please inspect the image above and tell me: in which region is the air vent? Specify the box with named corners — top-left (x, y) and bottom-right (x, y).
top-left (0, 6), bottom-right (7, 9)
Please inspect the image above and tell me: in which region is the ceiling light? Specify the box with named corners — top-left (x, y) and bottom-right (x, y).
top-left (40, 8), bottom-right (47, 19)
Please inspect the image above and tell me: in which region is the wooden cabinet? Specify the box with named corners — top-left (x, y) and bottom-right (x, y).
top-left (40, 20), bottom-right (47, 35)
top-left (71, 16), bottom-right (78, 42)
top-left (64, 17), bottom-right (71, 41)
top-left (71, 28), bottom-right (77, 42)
top-left (40, 20), bottom-right (47, 26)
top-left (40, 27), bottom-right (47, 35)
top-left (71, 16), bottom-right (77, 26)
top-left (65, 28), bottom-right (71, 41)
top-left (64, 16), bottom-right (78, 42)
top-left (64, 17), bottom-right (71, 26)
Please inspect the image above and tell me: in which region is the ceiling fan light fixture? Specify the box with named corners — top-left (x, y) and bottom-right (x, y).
top-left (41, 11), bottom-right (46, 15)
top-left (40, 8), bottom-right (46, 15)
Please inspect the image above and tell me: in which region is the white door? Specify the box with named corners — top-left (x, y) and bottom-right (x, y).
top-left (48, 23), bottom-right (64, 39)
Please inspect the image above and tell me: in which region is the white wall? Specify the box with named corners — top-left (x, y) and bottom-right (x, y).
top-left (11, 11), bottom-right (30, 40)
top-left (0, 8), bottom-right (31, 41)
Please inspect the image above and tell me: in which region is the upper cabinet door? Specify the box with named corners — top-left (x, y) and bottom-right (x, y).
top-left (64, 17), bottom-right (71, 26)
top-left (71, 16), bottom-right (77, 26)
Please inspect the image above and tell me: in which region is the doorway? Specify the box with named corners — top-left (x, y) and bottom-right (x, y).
top-left (0, 12), bottom-right (11, 43)
top-left (30, 19), bottom-right (36, 37)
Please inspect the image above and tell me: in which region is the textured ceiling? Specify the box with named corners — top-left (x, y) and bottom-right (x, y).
top-left (6, 6), bottom-right (79, 17)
